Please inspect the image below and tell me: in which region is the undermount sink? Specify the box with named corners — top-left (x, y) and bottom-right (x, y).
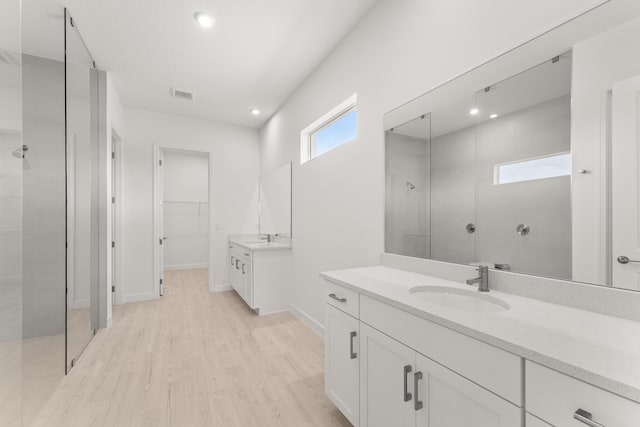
top-left (409, 286), bottom-right (510, 313)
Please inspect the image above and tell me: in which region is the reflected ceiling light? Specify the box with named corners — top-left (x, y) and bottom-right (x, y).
top-left (490, 114), bottom-right (498, 119)
top-left (469, 108), bottom-right (479, 116)
top-left (250, 108), bottom-right (261, 115)
top-left (194, 12), bottom-right (213, 28)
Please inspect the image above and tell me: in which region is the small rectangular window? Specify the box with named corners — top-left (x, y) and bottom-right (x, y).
top-left (300, 94), bottom-right (357, 163)
top-left (495, 152), bottom-right (571, 185)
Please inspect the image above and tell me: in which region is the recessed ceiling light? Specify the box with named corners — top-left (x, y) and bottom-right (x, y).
top-left (489, 114), bottom-right (498, 119)
top-left (194, 12), bottom-right (213, 28)
top-left (469, 108), bottom-right (479, 116)
top-left (250, 108), bottom-right (261, 116)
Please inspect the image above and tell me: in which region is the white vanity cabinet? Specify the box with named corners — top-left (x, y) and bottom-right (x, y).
top-left (324, 281), bottom-right (523, 427)
top-left (228, 241), bottom-right (291, 314)
top-left (229, 248), bottom-right (252, 306)
top-left (526, 361), bottom-right (640, 427)
top-left (325, 304), bottom-right (359, 426)
top-left (359, 323), bottom-right (521, 427)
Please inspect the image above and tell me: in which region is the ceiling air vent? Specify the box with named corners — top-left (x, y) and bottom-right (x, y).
top-left (170, 87), bottom-right (195, 101)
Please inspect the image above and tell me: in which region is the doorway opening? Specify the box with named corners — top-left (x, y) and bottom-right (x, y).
top-left (153, 146), bottom-right (215, 297)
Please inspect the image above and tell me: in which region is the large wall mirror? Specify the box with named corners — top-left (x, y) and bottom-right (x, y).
top-left (259, 162), bottom-right (292, 237)
top-left (384, 0), bottom-right (640, 291)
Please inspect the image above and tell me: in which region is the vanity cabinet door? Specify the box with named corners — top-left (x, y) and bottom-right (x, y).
top-left (229, 251), bottom-right (240, 292)
top-left (415, 353), bottom-right (522, 427)
top-left (360, 323), bottom-right (416, 427)
top-left (325, 304), bottom-right (359, 426)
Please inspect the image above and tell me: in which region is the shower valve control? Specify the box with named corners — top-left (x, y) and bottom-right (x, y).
top-left (466, 223), bottom-right (476, 234)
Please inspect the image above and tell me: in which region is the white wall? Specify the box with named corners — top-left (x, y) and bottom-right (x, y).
top-left (259, 0), bottom-right (597, 331)
top-left (162, 150), bottom-right (209, 270)
top-left (122, 108), bottom-right (259, 302)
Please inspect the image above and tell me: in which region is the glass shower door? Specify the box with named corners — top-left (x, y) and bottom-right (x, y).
top-left (65, 10), bottom-right (96, 372)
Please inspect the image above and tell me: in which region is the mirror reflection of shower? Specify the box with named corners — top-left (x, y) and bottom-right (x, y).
top-left (385, 114), bottom-right (431, 259)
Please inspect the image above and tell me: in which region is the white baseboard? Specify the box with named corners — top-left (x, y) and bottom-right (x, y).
top-left (123, 292), bottom-right (157, 304)
top-left (163, 263), bottom-right (208, 271)
top-left (289, 302), bottom-right (324, 336)
top-left (212, 284), bottom-right (232, 293)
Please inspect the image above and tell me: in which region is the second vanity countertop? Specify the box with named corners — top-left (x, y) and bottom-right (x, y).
top-left (229, 236), bottom-right (291, 252)
top-left (320, 265), bottom-right (640, 404)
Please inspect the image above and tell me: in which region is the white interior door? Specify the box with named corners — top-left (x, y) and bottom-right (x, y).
top-left (159, 149), bottom-right (165, 296)
top-left (612, 74), bottom-right (640, 290)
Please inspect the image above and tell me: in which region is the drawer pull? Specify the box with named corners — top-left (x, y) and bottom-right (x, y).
top-left (244, 253), bottom-right (250, 257)
top-left (328, 293), bottom-right (347, 303)
top-left (573, 409), bottom-right (605, 427)
top-left (403, 365), bottom-right (412, 402)
top-left (414, 371), bottom-right (423, 411)
top-left (349, 331), bottom-right (357, 359)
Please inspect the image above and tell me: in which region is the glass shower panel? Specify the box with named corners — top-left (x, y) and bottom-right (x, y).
top-left (21, 1), bottom-right (67, 423)
top-left (0, 0), bottom-right (23, 424)
top-left (65, 10), bottom-right (96, 372)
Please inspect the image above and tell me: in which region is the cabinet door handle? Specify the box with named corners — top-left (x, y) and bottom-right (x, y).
top-left (349, 331), bottom-right (357, 359)
top-left (244, 252), bottom-right (250, 257)
top-left (242, 263), bottom-right (246, 274)
top-left (403, 365), bottom-right (412, 402)
top-left (414, 372), bottom-right (423, 411)
top-left (230, 256), bottom-right (234, 266)
top-left (235, 259), bottom-right (240, 270)
top-left (573, 409), bottom-right (605, 427)
top-left (328, 293), bottom-right (347, 303)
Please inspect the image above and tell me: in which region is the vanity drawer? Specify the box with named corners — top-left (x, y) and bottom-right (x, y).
top-left (526, 361), bottom-right (640, 427)
top-left (360, 295), bottom-right (522, 406)
top-left (324, 282), bottom-right (359, 317)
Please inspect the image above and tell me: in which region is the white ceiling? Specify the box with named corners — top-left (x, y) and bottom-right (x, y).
top-left (56, 0), bottom-right (378, 128)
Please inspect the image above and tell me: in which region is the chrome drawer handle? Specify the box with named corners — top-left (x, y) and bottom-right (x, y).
top-left (414, 371), bottom-right (423, 411)
top-left (573, 409), bottom-right (605, 427)
top-left (349, 331), bottom-right (357, 359)
top-left (328, 293), bottom-right (346, 303)
top-left (403, 365), bottom-right (412, 402)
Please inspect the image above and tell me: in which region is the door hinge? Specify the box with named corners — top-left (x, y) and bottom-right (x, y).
top-left (159, 159), bottom-right (163, 166)
top-left (112, 196), bottom-right (115, 203)
top-left (112, 241), bottom-right (115, 248)
top-left (160, 278), bottom-right (163, 285)
top-left (111, 152), bottom-right (115, 159)
top-left (159, 238), bottom-right (163, 245)
top-left (112, 285), bottom-right (115, 292)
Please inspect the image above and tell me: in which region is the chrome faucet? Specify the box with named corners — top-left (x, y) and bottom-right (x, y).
top-left (466, 266), bottom-right (489, 292)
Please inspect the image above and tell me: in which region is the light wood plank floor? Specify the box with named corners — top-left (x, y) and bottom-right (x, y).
top-left (32, 269), bottom-right (350, 427)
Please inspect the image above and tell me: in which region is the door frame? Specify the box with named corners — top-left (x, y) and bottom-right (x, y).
top-left (111, 129), bottom-right (124, 307)
top-left (153, 144), bottom-right (215, 296)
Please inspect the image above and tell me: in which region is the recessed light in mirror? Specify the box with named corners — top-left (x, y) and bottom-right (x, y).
top-left (250, 108), bottom-right (261, 115)
top-left (194, 12), bottom-right (213, 28)
top-left (490, 114), bottom-right (498, 119)
top-left (469, 108), bottom-right (479, 116)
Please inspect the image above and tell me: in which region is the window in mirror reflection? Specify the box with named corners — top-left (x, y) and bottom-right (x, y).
top-left (495, 152), bottom-right (571, 185)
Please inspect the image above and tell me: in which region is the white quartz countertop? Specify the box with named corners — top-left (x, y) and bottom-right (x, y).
top-left (320, 265), bottom-right (640, 404)
top-left (229, 237), bottom-right (291, 251)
